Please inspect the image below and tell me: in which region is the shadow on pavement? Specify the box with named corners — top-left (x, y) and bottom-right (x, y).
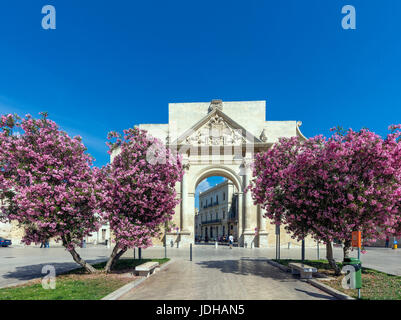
top-left (294, 288), bottom-right (336, 300)
top-left (1, 258), bottom-right (108, 284)
top-left (196, 258), bottom-right (305, 282)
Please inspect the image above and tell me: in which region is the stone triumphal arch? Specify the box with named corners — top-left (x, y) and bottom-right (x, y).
top-left (138, 100), bottom-right (307, 247)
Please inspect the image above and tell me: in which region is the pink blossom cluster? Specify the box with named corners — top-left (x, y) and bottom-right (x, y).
top-left (98, 127), bottom-right (183, 250)
top-left (249, 126), bottom-right (401, 245)
top-left (0, 113), bottom-right (102, 250)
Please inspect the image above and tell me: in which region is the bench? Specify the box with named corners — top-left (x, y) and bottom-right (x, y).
top-left (134, 261), bottom-right (160, 277)
top-left (288, 263), bottom-right (317, 279)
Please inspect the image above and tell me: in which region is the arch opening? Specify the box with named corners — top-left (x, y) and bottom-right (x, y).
top-left (194, 173), bottom-right (240, 246)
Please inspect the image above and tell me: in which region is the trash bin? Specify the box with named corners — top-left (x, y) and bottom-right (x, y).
top-left (343, 257), bottom-right (362, 289)
top-left (393, 240), bottom-right (398, 250)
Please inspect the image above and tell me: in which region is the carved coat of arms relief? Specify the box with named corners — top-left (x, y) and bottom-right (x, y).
top-left (185, 115), bottom-right (246, 146)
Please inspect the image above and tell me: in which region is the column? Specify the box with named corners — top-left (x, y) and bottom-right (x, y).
top-left (258, 206), bottom-right (269, 248)
top-left (237, 191), bottom-right (243, 245)
top-left (181, 166), bottom-right (188, 232)
top-left (237, 192), bottom-right (242, 229)
top-left (259, 207), bottom-right (267, 232)
top-left (243, 171), bottom-right (251, 232)
top-left (187, 192), bottom-right (195, 233)
top-left (242, 158), bottom-right (257, 247)
top-left (179, 163), bottom-right (193, 246)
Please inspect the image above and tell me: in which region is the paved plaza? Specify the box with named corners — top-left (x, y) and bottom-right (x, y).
top-left (0, 244), bottom-right (400, 299)
top-left (118, 244), bottom-right (401, 300)
top-left (119, 251), bottom-right (335, 300)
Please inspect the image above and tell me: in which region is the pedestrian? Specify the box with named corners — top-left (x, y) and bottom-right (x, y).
top-left (229, 234), bottom-right (234, 249)
top-left (40, 240), bottom-right (45, 248)
top-left (385, 236), bottom-right (390, 248)
top-left (45, 239), bottom-right (50, 248)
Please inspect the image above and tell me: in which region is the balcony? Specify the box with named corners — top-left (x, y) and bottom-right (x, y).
top-left (201, 219), bottom-right (222, 225)
top-left (202, 201), bottom-right (219, 208)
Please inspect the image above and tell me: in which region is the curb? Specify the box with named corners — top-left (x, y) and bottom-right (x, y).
top-left (266, 259), bottom-right (354, 300)
top-left (101, 259), bottom-right (175, 300)
top-left (306, 278), bottom-right (355, 300)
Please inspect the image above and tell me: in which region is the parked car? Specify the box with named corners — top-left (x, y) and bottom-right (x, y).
top-left (0, 237), bottom-right (12, 247)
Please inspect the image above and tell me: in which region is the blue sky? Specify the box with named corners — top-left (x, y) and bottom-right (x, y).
top-left (0, 1), bottom-right (400, 176)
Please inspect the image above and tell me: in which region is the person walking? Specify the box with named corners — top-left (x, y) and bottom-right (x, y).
top-left (229, 234), bottom-right (234, 249)
top-left (385, 236), bottom-right (390, 248)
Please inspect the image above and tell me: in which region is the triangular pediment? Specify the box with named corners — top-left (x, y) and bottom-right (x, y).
top-left (170, 108), bottom-right (262, 146)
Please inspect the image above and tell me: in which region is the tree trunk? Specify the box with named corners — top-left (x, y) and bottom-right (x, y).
top-left (104, 244), bottom-right (127, 273)
top-left (68, 246), bottom-right (98, 273)
top-left (62, 236), bottom-right (98, 273)
top-left (343, 240), bottom-right (351, 259)
top-left (326, 241), bottom-right (341, 275)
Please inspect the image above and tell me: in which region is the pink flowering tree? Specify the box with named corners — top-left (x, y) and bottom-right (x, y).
top-left (249, 126), bottom-right (401, 274)
top-left (0, 113), bottom-right (102, 273)
top-left (99, 127), bottom-right (183, 272)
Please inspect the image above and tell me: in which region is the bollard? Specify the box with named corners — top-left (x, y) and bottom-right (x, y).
top-left (215, 241), bottom-right (218, 249)
top-left (288, 242), bottom-right (291, 249)
top-left (190, 243), bottom-right (192, 261)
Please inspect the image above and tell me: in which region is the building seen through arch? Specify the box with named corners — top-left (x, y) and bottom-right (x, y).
top-left (195, 179), bottom-right (238, 243)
